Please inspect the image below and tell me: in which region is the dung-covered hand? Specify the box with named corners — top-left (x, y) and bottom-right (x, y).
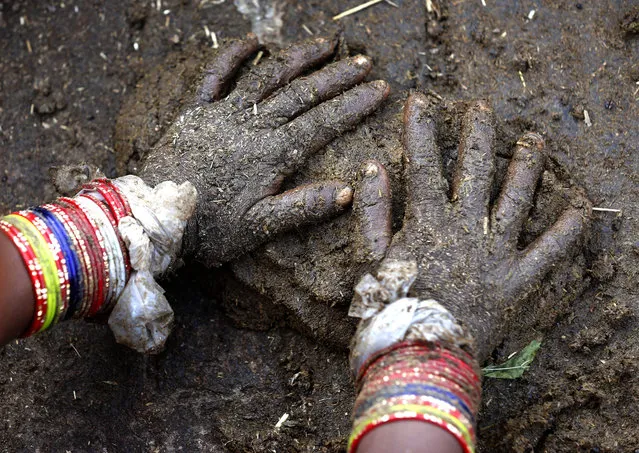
top-left (140, 34), bottom-right (389, 266)
top-left (358, 93), bottom-right (591, 361)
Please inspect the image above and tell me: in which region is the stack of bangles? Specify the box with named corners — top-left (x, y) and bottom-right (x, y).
top-left (348, 262), bottom-right (481, 453)
top-left (0, 178), bottom-right (132, 337)
top-left (349, 341), bottom-right (481, 453)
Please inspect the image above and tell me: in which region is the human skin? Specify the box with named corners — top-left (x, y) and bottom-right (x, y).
top-left (368, 94), bottom-right (591, 362)
top-left (0, 34), bottom-right (389, 342)
top-left (0, 232), bottom-right (35, 345)
top-left (234, 92), bottom-right (593, 360)
top-left (0, 208), bottom-right (461, 451)
top-left (139, 34), bottom-right (390, 267)
top-left (0, 37), bottom-right (590, 453)
top-left (359, 422), bottom-right (462, 453)
top-left (348, 93), bottom-right (591, 453)
top-left (0, 242), bottom-right (463, 453)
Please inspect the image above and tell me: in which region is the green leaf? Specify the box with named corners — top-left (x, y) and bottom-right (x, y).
top-left (482, 340), bottom-right (542, 379)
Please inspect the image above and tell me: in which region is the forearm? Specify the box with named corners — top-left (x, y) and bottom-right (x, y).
top-left (0, 231), bottom-right (35, 346)
top-left (0, 180), bottom-right (133, 347)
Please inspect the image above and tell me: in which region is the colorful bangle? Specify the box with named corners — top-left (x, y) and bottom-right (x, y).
top-left (75, 195), bottom-right (116, 309)
top-left (44, 203), bottom-right (92, 319)
top-left (75, 195), bottom-right (122, 312)
top-left (0, 173), bottom-right (190, 347)
top-left (0, 176), bottom-right (143, 340)
top-left (81, 185), bottom-right (131, 280)
top-left (101, 178), bottom-right (133, 217)
top-left (17, 210), bottom-right (70, 323)
top-left (59, 197), bottom-right (108, 317)
top-left (2, 214), bottom-right (60, 332)
top-left (55, 200), bottom-right (99, 318)
top-left (348, 341), bottom-right (481, 453)
top-left (84, 180), bottom-right (127, 223)
top-left (32, 206), bottom-right (83, 321)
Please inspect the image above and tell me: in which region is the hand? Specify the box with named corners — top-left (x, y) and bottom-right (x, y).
top-left (230, 93), bottom-right (591, 357)
top-left (139, 34), bottom-right (390, 266)
top-left (370, 92), bottom-right (591, 361)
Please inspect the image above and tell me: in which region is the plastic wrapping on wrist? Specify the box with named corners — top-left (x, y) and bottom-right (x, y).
top-left (107, 176), bottom-right (197, 354)
top-left (349, 259), bottom-right (475, 377)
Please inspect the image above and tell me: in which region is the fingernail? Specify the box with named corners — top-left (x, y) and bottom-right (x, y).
top-left (371, 80), bottom-right (391, 98)
top-left (353, 55), bottom-right (372, 68)
top-left (336, 187), bottom-right (354, 207)
top-left (363, 162), bottom-right (379, 177)
top-left (317, 36), bottom-right (338, 52)
top-left (517, 132), bottom-right (545, 150)
top-left (409, 91), bottom-right (427, 105)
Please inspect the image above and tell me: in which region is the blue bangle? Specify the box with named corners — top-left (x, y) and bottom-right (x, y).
top-left (353, 382), bottom-right (475, 425)
top-left (32, 206), bottom-right (83, 320)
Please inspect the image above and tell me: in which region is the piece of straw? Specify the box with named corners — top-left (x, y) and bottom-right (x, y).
top-left (333, 0), bottom-right (385, 20)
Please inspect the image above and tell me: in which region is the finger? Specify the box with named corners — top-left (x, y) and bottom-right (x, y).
top-left (231, 36), bottom-right (337, 109)
top-left (491, 132), bottom-right (546, 250)
top-left (197, 34), bottom-right (260, 103)
top-left (245, 181), bottom-right (353, 241)
top-left (402, 91), bottom-right (449, 221)
top-left (255, 55), bottom-right (373, 128)
top-left (353, 160), bottom-right (392, 264)
top-left (503, 207), bottom-right (591, 300)
top-left (277, 80), bottom-right (390, 173)
top-left (451, 100), bottom-right (496, 228)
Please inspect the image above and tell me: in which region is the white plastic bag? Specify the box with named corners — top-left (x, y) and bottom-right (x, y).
top-left (107, 176), bottom-right (197, 354)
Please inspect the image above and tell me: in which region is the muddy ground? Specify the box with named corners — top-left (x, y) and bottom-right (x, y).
top-left (1, 0), bottom-right (639, 452)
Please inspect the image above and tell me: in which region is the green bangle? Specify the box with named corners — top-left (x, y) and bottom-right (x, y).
top-left (4, 214), bottom-right (60, 332)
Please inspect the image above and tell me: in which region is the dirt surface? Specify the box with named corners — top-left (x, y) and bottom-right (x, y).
top-left (1, 0), bottom-right (639, 452)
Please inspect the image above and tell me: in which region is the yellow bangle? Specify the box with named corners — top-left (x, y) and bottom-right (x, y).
top-left (349, 403), bottom-right (475, 453)
top-left (4, 214), bottom-right (60, 332)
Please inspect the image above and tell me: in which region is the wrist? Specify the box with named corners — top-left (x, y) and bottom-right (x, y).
top-left (348, 260), bottom-right (481, 453)
top-left (349, 341), bottom-right (481, 453)
top-left (0, 175), bottom-right (197, 354)
top-left (357, 421), bottom-right (463, 453)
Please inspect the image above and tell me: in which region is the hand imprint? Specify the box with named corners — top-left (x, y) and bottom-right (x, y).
top-left (140, 34), bottom-right (390, 266)
top-left (366, 93), bottom-right (591, 361)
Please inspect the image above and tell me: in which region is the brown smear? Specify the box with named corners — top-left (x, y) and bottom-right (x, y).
top-left (1, 0), bottom-right (638, 452)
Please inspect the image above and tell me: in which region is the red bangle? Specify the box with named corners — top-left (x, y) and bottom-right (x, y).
top-left (61, 198), bottom-right (110, 317)
top-left (360, 368), bottom-right (475, 411)
top-left (43, 203), bottom-right (91, 318)
top-left (99, 178), bottom-right (133, 217)
top-left (81, 188), bottom-right (130, 280)
top-left (58, 198), bottom-right (106, 317)
top-left (421, 359), bottom-right (479, 392)
top-left (356, 341), bottom-right (477, 387)
top-left (16, 210), bottom-right (70, 323)
top-left (77, 194), bottom-right (120, 312)
top-left (84, 181), bottom-right (127, 222)
top-left (349, 341), bottom-right (480, 453)
top-left (379, 349), bottom-right (479, 391)
top-left (55, 201), bottom-right (98, 318)
top-left (0, 220), bottom-right (48, 336)
top-left (95, 180), bottom-right (132, 277)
